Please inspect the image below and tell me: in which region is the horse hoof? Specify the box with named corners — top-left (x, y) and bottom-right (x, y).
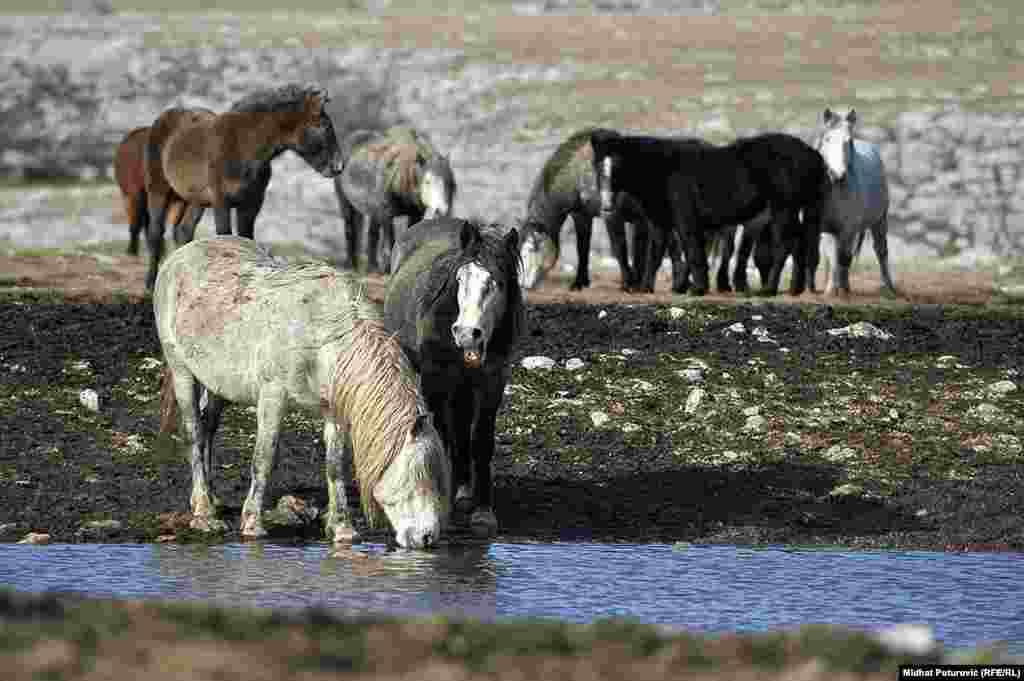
top-left (240, 514), bottom-right (267, 538)
top-left (190, 515), bottom-right (228, 533)
top-left (469, 508), bottom-right (498, 538)
top-left (331, 525), bottom-right (363, 544)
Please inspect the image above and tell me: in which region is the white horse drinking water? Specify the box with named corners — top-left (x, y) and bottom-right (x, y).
top-left (154, 236), bottom-right (452, 549)
top-left (815, 107), bottom-right (898, 297)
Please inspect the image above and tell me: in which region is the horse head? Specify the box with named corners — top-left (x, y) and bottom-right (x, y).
top-left (451, 221), bottom-right (519, 369)
top-left (589, 128), bottom-right (622, 214)
top-left (819, 107), bottom-right (857, 183)
top-left (373, 410), bottom-right (451, 549)
top-left (518, 219), bottom-right (558, 290)
top-left (296, 85), bottom-right (345, 178)
top-left (418, 153), bottom-right (456, 219)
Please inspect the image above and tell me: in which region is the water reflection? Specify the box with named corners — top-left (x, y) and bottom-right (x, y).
top-left (1, 541), bottom-right (1023, 650)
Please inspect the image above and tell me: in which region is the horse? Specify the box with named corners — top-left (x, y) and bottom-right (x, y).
top-left (154, 236), bottom-right (451, 549)
top-left (383, 217), bottom-right (524, 537)
top-left (114, 126), bottom-right (203, 256)
top-left (518, 127), bottom-right (686, 293)
top-left (590, 130), bottom-right (827, 296)
top-left (142, 83), bottom-right (344, 290)
top-left (814, 107), bottom-right (897, 297)
top-left (333, 125), bottom-right (456, 274)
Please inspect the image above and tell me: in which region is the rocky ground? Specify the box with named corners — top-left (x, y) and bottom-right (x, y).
top-left (1, 250), bottom-right (1022, 551)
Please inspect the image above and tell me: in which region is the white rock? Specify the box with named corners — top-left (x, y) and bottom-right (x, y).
top-left (988, 380), bottom-right (1017, 396)
top-left (78, 388), bottom-right (100, 412)
top-left (725, 322), bottom-right (746, 335)
top-left (620, 348), bottom-right (639, 356)
top-left (685, 388), bottom-right (706, 415)
top-left (667, 307), bottom-right (687, 319)
top-left (590, 411), bottom-right (610, 427)
top-left (824, 444), bottom-right (857, 462)
top-left (678, 367), bottom-right (704, 383)
top-left (826, 322), bottom-right (893, 341)
top-left (564, 358), bottom-right (586, 371)
top-left (597, 309), bottom-right (608, 320)
top-left (874, 624), bottom-right (937, 657)
top-left (521, 356), bottom-right (556, 370)
top-left (743, 415), bottom-right (767, 432)
top-left (742, 405), bottom-right (760, 417)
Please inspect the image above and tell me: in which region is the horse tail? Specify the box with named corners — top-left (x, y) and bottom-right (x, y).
top-left (159, 366), bottom-right (179, 434)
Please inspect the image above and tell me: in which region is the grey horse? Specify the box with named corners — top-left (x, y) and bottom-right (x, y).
top-left (333, 125), bottom-right (456, 274)
top-left (814, 108), bottom-right (897, 297)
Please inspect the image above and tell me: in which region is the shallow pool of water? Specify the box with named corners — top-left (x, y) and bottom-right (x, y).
top-left (1, 541), bottom-right (1022, 650)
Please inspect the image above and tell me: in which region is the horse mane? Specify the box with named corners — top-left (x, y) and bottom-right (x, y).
top-left (362, 125), bottom-right (445, 197)
top-left (536, 128), bottom-right (598, 194)
top-left (327, 318), bottom-right (429, 528)
top-left (420, 218), bottom-right (525, 356)
top-left (229, 83), bottom-right (327, 115)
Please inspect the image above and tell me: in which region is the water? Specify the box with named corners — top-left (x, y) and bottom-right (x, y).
top-left (2, 541), bottom-right (1023, 650)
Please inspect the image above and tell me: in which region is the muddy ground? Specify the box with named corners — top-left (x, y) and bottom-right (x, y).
top-left (2, 250), bottom-right (1022, 551)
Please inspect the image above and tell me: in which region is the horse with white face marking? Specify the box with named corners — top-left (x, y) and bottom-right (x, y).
top-left (154, 236), bottom-right (451, 549)
top-left (333, 126), bottom-right (456, 274)
top-left (384, 217), bottom-right (524, 537)
top-left (815, 107), bottom-right (897, 297)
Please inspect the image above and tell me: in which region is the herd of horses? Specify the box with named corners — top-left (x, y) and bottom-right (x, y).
top-left (115, 81), bottom-right (895, 548)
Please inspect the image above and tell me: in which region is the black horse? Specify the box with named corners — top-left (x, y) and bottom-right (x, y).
top-left (590, 130), bottom-right (827, 296)
top-left (383, 217), bottom-right (525, 537)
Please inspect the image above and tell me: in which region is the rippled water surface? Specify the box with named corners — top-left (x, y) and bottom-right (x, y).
top-left (2, 542), bottom-right (1022, 649)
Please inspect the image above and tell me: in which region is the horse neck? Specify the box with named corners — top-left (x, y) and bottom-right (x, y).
top-left (224, 111), bottom-right (304, 160)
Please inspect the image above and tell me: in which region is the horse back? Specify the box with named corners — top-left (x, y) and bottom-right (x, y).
top-left (146, 108), bottom-right (216, 200)
top-left (155, 236), bottom-right (361, 405)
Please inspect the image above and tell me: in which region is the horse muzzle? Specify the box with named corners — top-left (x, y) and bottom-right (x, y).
top-left (451, 325), bottom-right (487, 369)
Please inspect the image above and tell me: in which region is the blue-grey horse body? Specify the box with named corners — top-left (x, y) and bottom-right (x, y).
top-left (333, 126), bottom-right (456, 273)
top-left (815, 107), bottom-right (897, 296)
top-left (384, 217), bottom-right (524, 537)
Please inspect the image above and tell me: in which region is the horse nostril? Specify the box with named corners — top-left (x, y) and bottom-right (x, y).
top-left (471, 328), bottom-right (482, 341)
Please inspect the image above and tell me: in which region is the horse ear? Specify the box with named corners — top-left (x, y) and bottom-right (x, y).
top-left (504, 228), bottom-right (520, 252)
top-left (823, 108), bottom-right (835, 125)
top-left (590, 129), bottom-right (615, 154)
top-left (459, 220), bottom-right (480, 251)
top-left (846, 109), bottom-right (857, 125)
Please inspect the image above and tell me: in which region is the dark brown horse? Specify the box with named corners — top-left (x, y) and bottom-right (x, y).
top-left (113, 127), bottom-right (200, 256)
top-left (142, 83), bottom-right (345, 290)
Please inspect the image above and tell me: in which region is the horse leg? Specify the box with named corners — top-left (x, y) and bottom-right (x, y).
top-left (872, 211), bottom-right (899, 297)
top-left (666, 226), bottom-right (687, 294)
top-left (644, 225), bottom-right (668, 293)
top-left (366, 216), bottom-right (382, 273)
top-left (171, 368), bottom-right (226, 532)
top-left (605, 211), bottom-right (632, 291)
top-left (570, 211), bottom-right (592, 290)
top-left (213, 203), bottom-right (233, 236)
top-left (466, 378), bottom-right (505, 537)
top-left (831, 230), bottom-right (859, 298)
top-left (335, 185), bottom-right (360, 271)
top-left (451, 388), bottom-right (475, 517)
top-left (199, 390), bottom-right (227, 512)
top-left (240, 387), bottom-right (286, 538)
top-left (173, 203), bottom-right (205, 246)
top-left (716, 225), bottom-right (736, 292)
top-left (732, 226), bottom-right (755, 293)
top-left (380, 216), bottom-right (398, 275)
top-left (323, 419), bottom-right (361, 544)
top-left (760, 212), bottom-right (791, 297)
top-left (127, 188), bottom-right (147, 256)
top-left (235, 194), bottom-right (266, 241)
top-left (144, 191), bottom-right (171, 291)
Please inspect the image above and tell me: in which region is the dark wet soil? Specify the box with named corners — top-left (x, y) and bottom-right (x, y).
top-left (1, 261), bottom-right (1023, 550)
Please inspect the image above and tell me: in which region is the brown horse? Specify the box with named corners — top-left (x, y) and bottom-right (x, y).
top-left (113, 127), bottom-right (200, 256)
top-left (142, 83), bottom-right (345, 290)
